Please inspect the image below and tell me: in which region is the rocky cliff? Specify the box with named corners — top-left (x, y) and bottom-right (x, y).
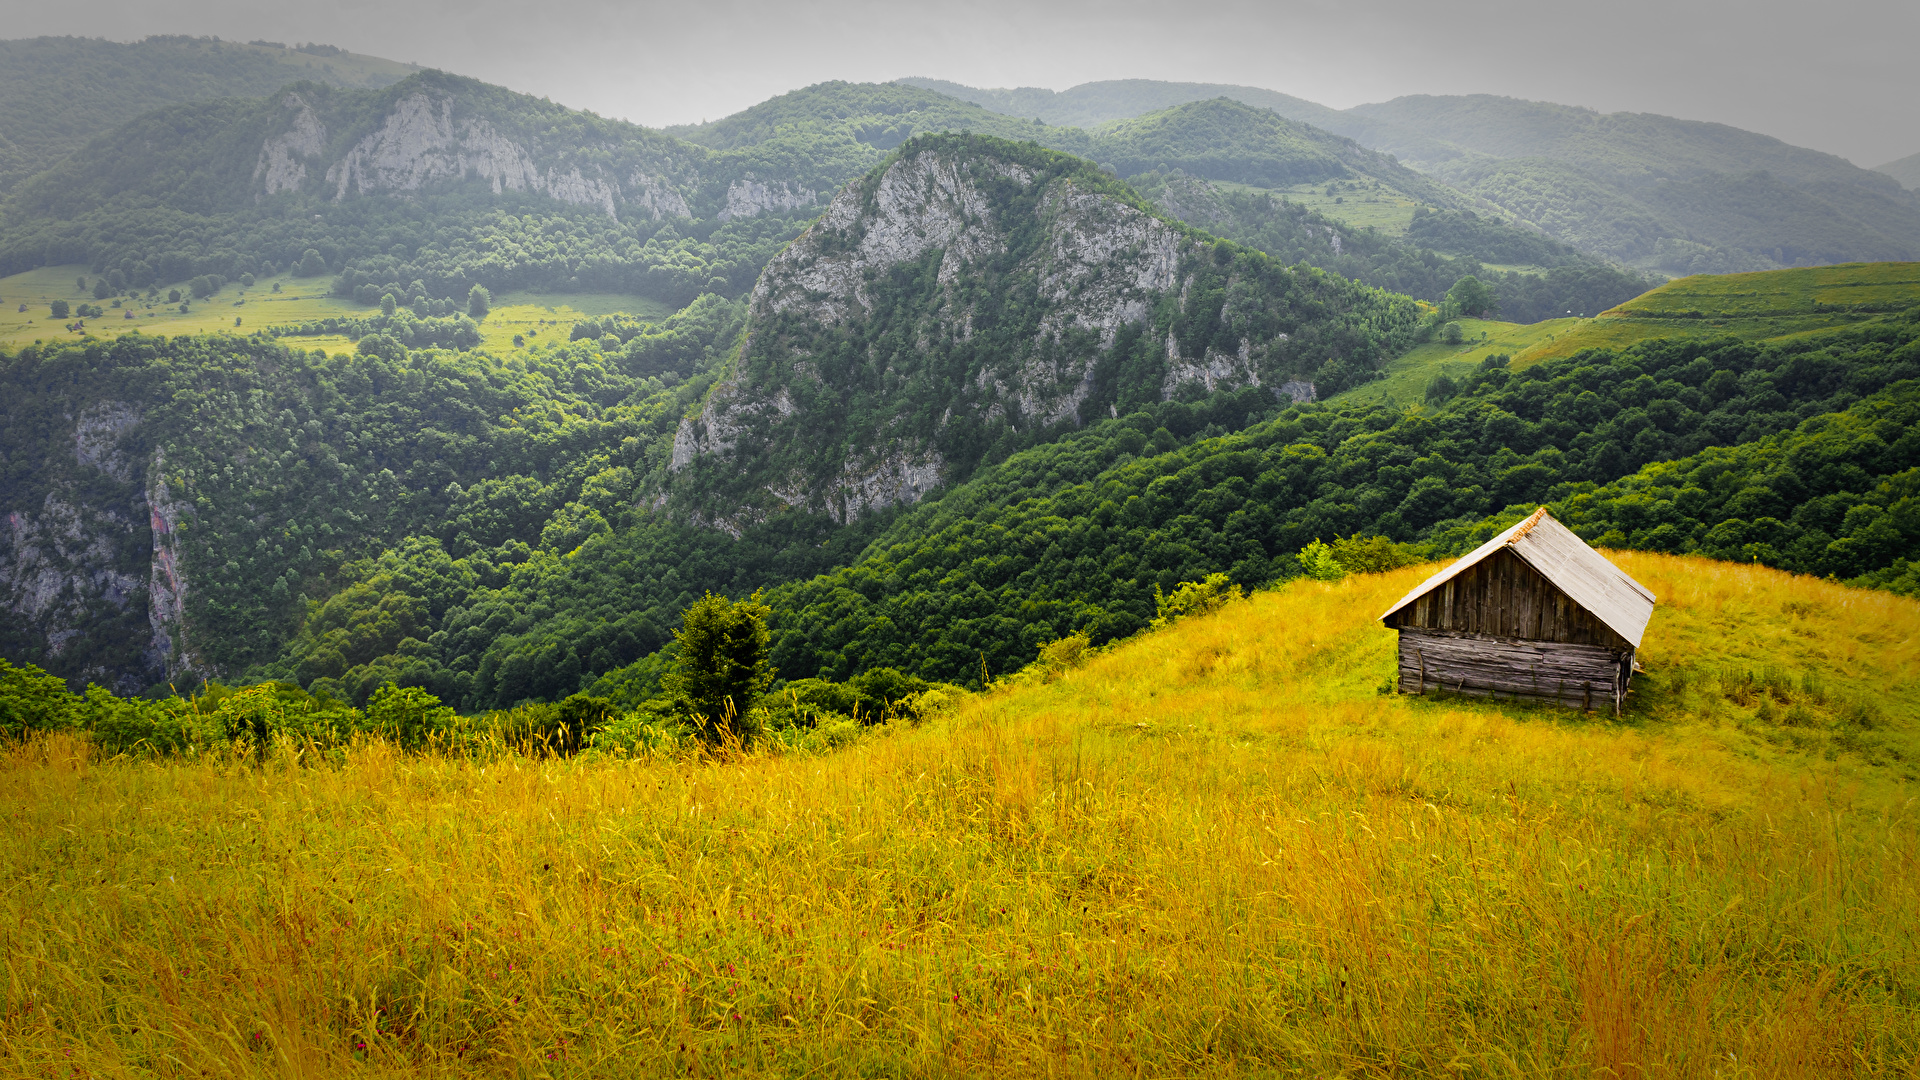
top-left (0, 398), bottom-right (194, 691)
top-left (667, 134), bottom-right (1421, 531)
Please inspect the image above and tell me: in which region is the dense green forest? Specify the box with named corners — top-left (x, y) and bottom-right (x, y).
top-left (0, 36), bottom-right (411, 193)
top-left (737, 318), bottom-right (1920, 683)
top-left (13, 299), bottom-right (1908, 707)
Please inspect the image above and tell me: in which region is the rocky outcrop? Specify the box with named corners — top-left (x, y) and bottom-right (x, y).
top-left (670, 138), bottom-right (1336, 531)
top-left (141, 453), bottom-right (200, 680)
top-left (718, 177), bottom-right (816, 221)
top-left (0, 406), bottom-right (209, 690)
top-left (253, 92), bottom-right (328, 197)
top-left (249, 83), bottom-right (700, 221)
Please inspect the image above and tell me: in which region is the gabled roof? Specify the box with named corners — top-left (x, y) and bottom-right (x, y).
top-left (1377, 508), bottom-right (1658, 647)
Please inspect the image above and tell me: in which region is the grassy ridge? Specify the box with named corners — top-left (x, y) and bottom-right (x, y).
top-left (2, 554), bottom-right (1915, 1075)
top-left (1514, 262), bottom-right (1920, 367)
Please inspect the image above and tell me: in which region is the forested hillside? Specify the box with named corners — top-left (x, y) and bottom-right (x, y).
top-left (667, 135), bottom-right (1422, 532)
top-left (0, 70), bottom-right (840, 308)
top-left (0, 36), bottom-right (413, 193)
top-left (0, 69), bottom-right (1634, 348)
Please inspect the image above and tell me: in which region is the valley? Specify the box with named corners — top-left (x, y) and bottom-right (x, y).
top-left (0, 31), bottom-right (1916, 1077)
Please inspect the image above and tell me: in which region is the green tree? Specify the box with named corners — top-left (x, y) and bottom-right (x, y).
top-left (1295, 540), bottom-right (1346, 582)
top-left (663, 592), bottom-right (772, 744)
top-left (467, 284), bottom-right (491, 320)
top-left (296, 249), bottom-right (327, 277)
top-left (92, 277), bottom-right (111, 299)
top-left (1446, 274), bottom-right (1497, 318)
top-left (380, 292), bottom-right (398, 317)
top-left (48, 299), bottom-right (68, 318)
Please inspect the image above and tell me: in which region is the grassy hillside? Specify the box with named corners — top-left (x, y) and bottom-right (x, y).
top-left (1333, 316), bottom-right (1576, 404)
top-left (1514, 262), bottom-right (1920, 366)
top-left (3, 555), bottom-right (1915, 1074)
top-left (0, 36), bottom-right (413, 193)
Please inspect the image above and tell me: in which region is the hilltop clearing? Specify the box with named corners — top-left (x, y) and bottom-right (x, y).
top-left (1514, 262), bottom-right (1920, 366)
top-left (0, 36), bottom-right (413, 193)
top-left (1, 554), bottom-right (1914, 1075)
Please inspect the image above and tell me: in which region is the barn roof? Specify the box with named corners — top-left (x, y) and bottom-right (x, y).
top-left (1377, 508), bottom-right (1658, 647)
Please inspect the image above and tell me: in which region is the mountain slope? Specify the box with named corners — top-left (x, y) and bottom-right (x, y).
top-left (0, 70), bottom-right (838, 306)
top-left (1877, 151), bottom-right (1920, 191)
top-left (899, 76), bottom-right (1339, 130)
top-left (1350, 95), bottom-right (1920, 273)
top-left (923, 78), bottom-right (1920, 277)
top-left (0, 36), bottom-right (414, 193)
top-left (664, 134), bottom-right (1422, 531)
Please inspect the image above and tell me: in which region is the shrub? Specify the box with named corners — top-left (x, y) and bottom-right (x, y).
top-left (0, 659), bottom-right (82, 739)
top-left (365, 683), bottom-right (455, 749)
top-left (1152, 573), bottom-right (1244, 628)
top-left (1295, 540), bottom-right (1346, 582)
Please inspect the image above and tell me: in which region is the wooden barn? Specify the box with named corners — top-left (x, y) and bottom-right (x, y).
top-left (1378, 507), bottom-right (1656, 714)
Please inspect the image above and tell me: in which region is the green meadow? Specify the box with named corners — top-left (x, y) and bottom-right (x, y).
top-left (1334, 316), bottom-right (1577, 405)
top-left (0, 266), bottom-right (674, 355)
top-left (1215, 178), bottom-right (1423, 234)
top-left (1512, 262), bottom-right (1920, 367)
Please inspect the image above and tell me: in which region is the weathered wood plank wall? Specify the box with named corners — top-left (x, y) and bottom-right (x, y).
top-left (1396, 628), bottom-right (1633, 712)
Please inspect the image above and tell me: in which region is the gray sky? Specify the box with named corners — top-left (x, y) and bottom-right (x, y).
top-left (12, 0), bottom-right (1918, 166)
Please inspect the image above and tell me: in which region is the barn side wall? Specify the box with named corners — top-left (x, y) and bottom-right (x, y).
top-left (1396, 627), bottom-right (1635, 712)
top-left (1387, 548), bottom-right (1630, 651)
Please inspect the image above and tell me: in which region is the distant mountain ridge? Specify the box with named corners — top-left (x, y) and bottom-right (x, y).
top-left (0, 36), bottom-right (415, 193)
top-left (910, 78), bottom-right (1920, 276)
top-left (1877, 151), bottom-right (1920, 192)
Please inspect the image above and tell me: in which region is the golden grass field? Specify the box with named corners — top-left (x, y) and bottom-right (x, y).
top-left (3, 553), bottom-right (1916, 1077)
top-left (1511, 262), bottom-right (1920, 368)
top-left (0, 266), bottom-right (672, 356)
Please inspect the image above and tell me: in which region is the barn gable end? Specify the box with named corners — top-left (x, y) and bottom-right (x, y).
top-left (1378, 508), bottom-right (1656, 713)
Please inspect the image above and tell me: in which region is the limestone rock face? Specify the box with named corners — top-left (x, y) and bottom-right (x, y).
top-left (719, 177), bottom-right (817, 221)
top-left (253, 92), bottom-right (328, 197)
top-left (248, 82), bottom-right (701, 222)
top-left (667, 138), bottom-right (1366, 532)
top-left (0, 406), bottom-right (190, 691)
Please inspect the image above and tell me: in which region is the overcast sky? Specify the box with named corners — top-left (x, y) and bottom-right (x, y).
top-left (12, 0), bottom-right (1918, 166)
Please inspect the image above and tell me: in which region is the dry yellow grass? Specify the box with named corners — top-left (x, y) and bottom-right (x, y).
top-left (3, 554), bottom-right (1917, 1077)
